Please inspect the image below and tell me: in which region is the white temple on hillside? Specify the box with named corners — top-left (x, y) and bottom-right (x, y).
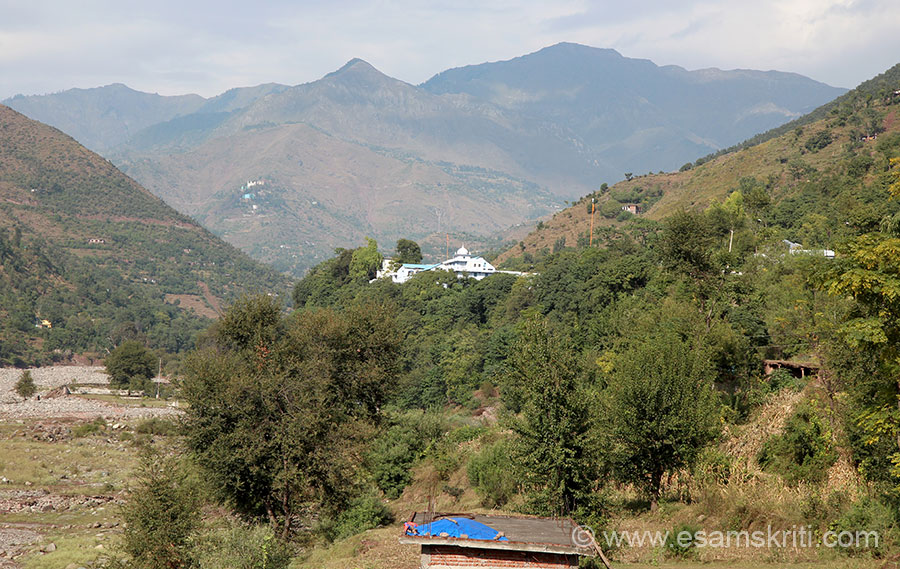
top-left (377, 246), bottom-right (513, 284)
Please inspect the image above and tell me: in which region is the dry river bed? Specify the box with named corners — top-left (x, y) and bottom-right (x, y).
top-left (0, 366), bottom-right (183, 568)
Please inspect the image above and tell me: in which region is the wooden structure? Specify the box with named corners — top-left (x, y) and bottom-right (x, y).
top-left (400, 512), bottom-right (604, 568)
top-left (763, 359), bottom-right (820, 380)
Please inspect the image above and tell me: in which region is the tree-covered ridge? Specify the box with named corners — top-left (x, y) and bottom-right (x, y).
top-left (0, 105), bottom-right (292, 366)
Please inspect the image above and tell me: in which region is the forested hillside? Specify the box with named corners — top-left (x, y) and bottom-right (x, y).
top-left (0, 105), bottom-right (291, 366)
top-left (247, 60), bottom-right (900, 563)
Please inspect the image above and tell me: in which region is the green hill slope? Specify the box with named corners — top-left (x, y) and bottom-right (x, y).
top-left (0, 105), bottom-right (291, 366)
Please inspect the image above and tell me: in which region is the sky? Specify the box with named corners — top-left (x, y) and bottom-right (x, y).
top-left (2, 0), bottom-right (900, 101)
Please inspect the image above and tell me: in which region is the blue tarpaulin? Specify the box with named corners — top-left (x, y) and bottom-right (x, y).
top-left (406, 517), bottom-right (508, 541)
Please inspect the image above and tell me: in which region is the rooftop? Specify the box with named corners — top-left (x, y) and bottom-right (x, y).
top-left (399, 512), bottom-right (596, 557)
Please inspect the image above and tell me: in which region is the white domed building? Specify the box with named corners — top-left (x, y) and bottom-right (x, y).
top-left (376, 245), bottom-right (501, 284)
top-left (438, 247), bottom-right (496, 280)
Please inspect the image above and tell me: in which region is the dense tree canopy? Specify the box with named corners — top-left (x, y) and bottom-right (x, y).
top-left (104, 340), bottom-right (156, 389)
top-left (182, 295), bottom-right (400, 537)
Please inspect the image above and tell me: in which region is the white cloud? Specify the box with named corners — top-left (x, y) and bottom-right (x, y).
top-left (0, 0), bottom-right (897, 99)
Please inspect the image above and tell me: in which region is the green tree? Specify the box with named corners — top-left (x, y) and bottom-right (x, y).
top-left (122, 449), bottom-right (200, 569)
top-left (658, 209), bottom-right (714, 280)
top-left (349, 237), bottom-right (383, 281)
top-left (823, 229), bottom-right (900, 489)
top-left (606, 331), bottom-right (719, 510)
top-left (15, 370), bottom-right (36, 399)
top-left (395, 239), bottom-right (423, 264)
top-left (182, 295), bottom-right (399, 538)
top-left (506, 317), bottom-right (592, 516)
top-left (105, 340), bottom-right (156, 389)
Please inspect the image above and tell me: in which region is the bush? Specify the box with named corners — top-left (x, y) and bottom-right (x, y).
top-left (616, 210), bottom-right (634, 222)
top-left (197, 522), bottom-right (292, 569)
top-left (135, 417), bottom-right (180, 436)
top-left (368, 411), bottom-right (448, 498)
top-left (830, 497), bottom-right (896, 557)
top-left (758, 402), bottom-right (836, 485)
top-left (73, 417), bottom-right (106, 437)
top-left (14, 370), bottom-right (36, 399)
top-left (328, 494), bottom-right (394, 541)
top-left (768, 368), bottom-right (805, 392)
top-left (122, 449), bottom-right (200, 569)
top-left (467, 438), bottom-right (518, 508)
top-left (805, 129), bottom-right (833, 151)
top-left (665, 523), bottom-right (699, 558)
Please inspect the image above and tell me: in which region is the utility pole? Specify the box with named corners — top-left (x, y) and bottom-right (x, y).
top-left (589, 198), bottom-right (596, 247)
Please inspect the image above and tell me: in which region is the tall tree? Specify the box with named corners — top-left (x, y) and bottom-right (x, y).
top-left (605, 331), bottom-right (719, 510)
top-left (823, 231), bottom-right (900, 489)
top-left (104, 340), bottom-right (156, 389)
top-left (349, 237), bottom-right (383, 281)
top-left (395, 238), bottom-right (423, 264)
top-left (182, 295), bottom-right (399, 537)
top-left (506, 317), bottom-right (593, 516)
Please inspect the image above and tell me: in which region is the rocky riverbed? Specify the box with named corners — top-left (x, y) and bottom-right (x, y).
top-left (0, 367), bottom-right (181, 419)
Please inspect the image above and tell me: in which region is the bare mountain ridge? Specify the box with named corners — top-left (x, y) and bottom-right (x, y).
top-left (3, 43), bottom-right (846, 275)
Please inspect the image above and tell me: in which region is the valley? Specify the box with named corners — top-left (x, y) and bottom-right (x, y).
top-left (2, 26), bottom-right (900, 569)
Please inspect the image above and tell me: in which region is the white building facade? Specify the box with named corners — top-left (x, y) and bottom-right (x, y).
top-left (376, 247), bottom-right (498, 284)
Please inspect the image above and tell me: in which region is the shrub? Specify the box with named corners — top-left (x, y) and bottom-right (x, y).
top-left (197, 522), bottom-right (292, 569)
top-left (830, 496), bottom-right (895, 557)
top-left (135, 417), bottom-right (180, 436)
top-left (600, 200), bottom-right (623, 218)
top-left (368, 411), bottom-right (448, 498)
top-left (14, 370), bottom-right (36, 399)
top-left (768, 368), bottom-right (805, 392)
top-left (758, 402), bottom-right (836, 485)
top-left (73, 417), bottom-right (106, 437)
top-left (467, 438), bottom-right (519, 508)
top-left (665, 523), bottom-right (699, 558)
top-left (328, 494), bottom-right (394, 541)
top-left (805, 129), bottom-right (833, 151)
top-left (122, 449), bottom-right (200, 569)
top-left (616, 210), bottom-right (634, 222)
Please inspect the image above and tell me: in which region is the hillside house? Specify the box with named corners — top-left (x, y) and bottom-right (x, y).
top-left (400, 512), bottom-right (599, 569)
top-left (621, 203), bottom-right (642, 215)
top-left (783, 239), bottom-right (835, 258)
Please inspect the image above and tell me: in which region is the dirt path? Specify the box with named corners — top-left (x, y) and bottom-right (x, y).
top-left (198, 280), bottom-right (224, 317)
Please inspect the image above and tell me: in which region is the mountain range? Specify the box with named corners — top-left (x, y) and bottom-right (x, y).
top-left (3, 43), bottom-right (846, 274)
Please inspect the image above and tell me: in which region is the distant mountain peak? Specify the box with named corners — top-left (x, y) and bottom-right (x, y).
top-left (327, 58), bottom-right (380, 77)
top-left (537, 42), bottom-right (621, 57)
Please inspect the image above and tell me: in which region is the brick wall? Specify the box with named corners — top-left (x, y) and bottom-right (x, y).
top-left (421, 545), bottom-right (577, 568)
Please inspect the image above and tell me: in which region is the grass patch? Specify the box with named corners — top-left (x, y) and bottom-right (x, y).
top-left (75, 394), bottom-right (182, 408)
top-left (22, 531), bottom-right (112, 569)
